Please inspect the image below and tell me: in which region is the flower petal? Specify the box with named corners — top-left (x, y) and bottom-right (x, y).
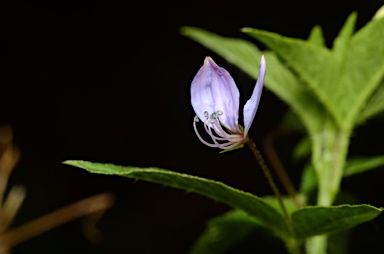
top-left (207, 58), bottom-right (241, 133)
top-left (191, 57), bottom-right (216, 122)
top-left (243, 55), bottom-right (266, 136)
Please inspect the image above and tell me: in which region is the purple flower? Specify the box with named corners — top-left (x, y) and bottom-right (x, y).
top-left (191, 56), bottom-right (266, 150)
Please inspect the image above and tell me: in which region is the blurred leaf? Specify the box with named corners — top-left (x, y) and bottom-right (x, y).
top-left (299, 164), bottom-right (317, 195)
top-left (373, 5), bottom-right (384, 20)
top-left (308, 25), bottom-right (325, 46)
top-left (343, 156), bottom-right (384, 177)
top-left (181, 27), bottom-right (262, 79)
top-left (343, 17), bottom-right (384, 125)
top-left (281, 110), bottom-right (306, 132)
top-left (293, 136), bottom-right (311, 161)
top-left (328, 231), bottom-right (350, 254)
top-left (358, 79), bottom-right (384, 123)
top-left (181, 26), bottom-right (326, 135)
top-left (292, 205), bottom-right (382, 239)
top-left (64, 160), bottom-right (290, 239)
top-left (190, 209), bottom-right (261, 254)
top-left (332, 13), bottom-right (357, 60)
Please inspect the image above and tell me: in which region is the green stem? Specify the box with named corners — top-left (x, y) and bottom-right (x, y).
top-left (307, 124), bottom-right (351, 254)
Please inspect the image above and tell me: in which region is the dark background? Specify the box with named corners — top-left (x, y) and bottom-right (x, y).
top-left (1, 0), bottom-right (384, 253)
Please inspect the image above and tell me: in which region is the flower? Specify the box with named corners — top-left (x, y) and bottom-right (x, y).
top-left (191, 56), bottom-right (266, 150)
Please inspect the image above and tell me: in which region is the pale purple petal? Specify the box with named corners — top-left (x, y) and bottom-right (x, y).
top-left (207, 58), bottom-right (241, 133)
top-left (243, 55), bottom-right (266, 136)
top-left (191, 57), bottom-right (216, 122)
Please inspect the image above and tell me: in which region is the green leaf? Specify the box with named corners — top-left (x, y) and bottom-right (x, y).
top-left (181, 26), bottom-right (262, 79)
top-left (281, 110), bottom-right (306, 132)
top-left (299, 164), bottom-right (317, 195)
top-left (263, 195), bottom-right (302, 215)
top-left (190, 209), bottom-right (261, 254)
top-left (343, 156), bottom-right (384, 177)
top-left (357, 79), bottom-right (384, 123)
top-left (181, 26), bottom-right (327, 135)
top-left (64, 160), bottom-right (290, 239)
top-left (308, 25), bottom-right (325, 46)
top-left (332, 13), bottom-right (357, 60)
top-left (243, 16), bottom-right (384, 129)
top-left (293, 136), bottom-right (311, 161)
top-left (292, 204), bottom-right (382, 239)
top-left (373, 5), bottom-right (384, 20)
top-left (242, 27), bottom-right (342, 126)
top-left (342, 17), bottom-right (384, 126)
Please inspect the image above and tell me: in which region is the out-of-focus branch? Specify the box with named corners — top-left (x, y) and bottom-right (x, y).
top-left (0, 126), bottom-right (115, 254)
top-left (0, 193), bottom-right (114, 250)
top-left (263, 127), bottom-right (301, 207)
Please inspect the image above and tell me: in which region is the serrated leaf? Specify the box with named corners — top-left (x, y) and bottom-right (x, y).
top-left (64, 160), bottom-right (290, 239)
top-left (244, 16), bottom-right (384, 129)
top-left (181, 26), bottom-right (327, 135)
top-left (242, 27), bottom-right (342, 126)
top-left (308, 25), bottom-right (325, 46)
top-left (190, 209), bottom-right (261, 254)
top-left (343, 156), bottom-right (384, 177)
top-left (292, 204), bottom-right (382, 239)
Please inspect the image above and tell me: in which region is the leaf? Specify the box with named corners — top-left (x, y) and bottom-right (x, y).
top-left (242, 27), bottom-right (341, 127)
top-left (181, 26), bottom-right (327, 135)
top-left (243, 16), bottom-right (384, 129)
top-left (299, 164), bottom-right (317, 195)
top-left (190, 210), bottom-right (261, 254)
top-left (357, 79), bottom-right (384, 123)
top-left (292, 204), bottom-right (382, 239)
top-left (332, 13), bottom-right (357, 60)
top-left (343, 156), bottom-right (384, 177)
top-left (64, 160), bottom-right (290, 239)
top-left (293, 136), bottom-right (311, 161)
top-left (181, 26), bottom-right (262, 79)
top-left (308, 25), bottom-right (325, 46)
top-left (262, 195), bottom-right (301, 216)
top-left (373, 5), bottom-right (384, 20)
top-left (342, 17), bottom-right (384, 126)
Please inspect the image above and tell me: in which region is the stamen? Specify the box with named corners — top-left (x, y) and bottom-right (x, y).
top-left (193, 120), bottom-right (219, 148)
top-left (193, 110), bottom-right (246, 149)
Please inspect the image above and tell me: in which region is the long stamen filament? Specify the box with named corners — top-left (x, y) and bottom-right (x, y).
top-left (193, 112), bottom-right (245, 149)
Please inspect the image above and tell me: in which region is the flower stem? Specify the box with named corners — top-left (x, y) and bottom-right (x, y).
top-left (246, 139), bottom-right (294, 236)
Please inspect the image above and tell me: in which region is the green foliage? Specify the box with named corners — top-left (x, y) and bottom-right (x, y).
top-left (182, 26), bottom-right (327, 136)
top-left (65, 8), bottom-right (384, 254)
top-left (181, 27), bottom-right (262, 79)
top-left (243, 15), bottom-right (384, 129)
top-left (66, 161), bottom-right (382, 251)
top-left (64, 160), bottom-right (290, 239)
top-left (292, 205), bottom-right (382, 239)
top-left (344, 156), bottom-right (384, 176)
top-left (190, 210), bottom-right (261, 254)
top-left (307, 25), bottom-right (325, 46)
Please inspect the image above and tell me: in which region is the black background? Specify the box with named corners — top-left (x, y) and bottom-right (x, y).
top-left (1, 0), bottom-right (384, 253)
